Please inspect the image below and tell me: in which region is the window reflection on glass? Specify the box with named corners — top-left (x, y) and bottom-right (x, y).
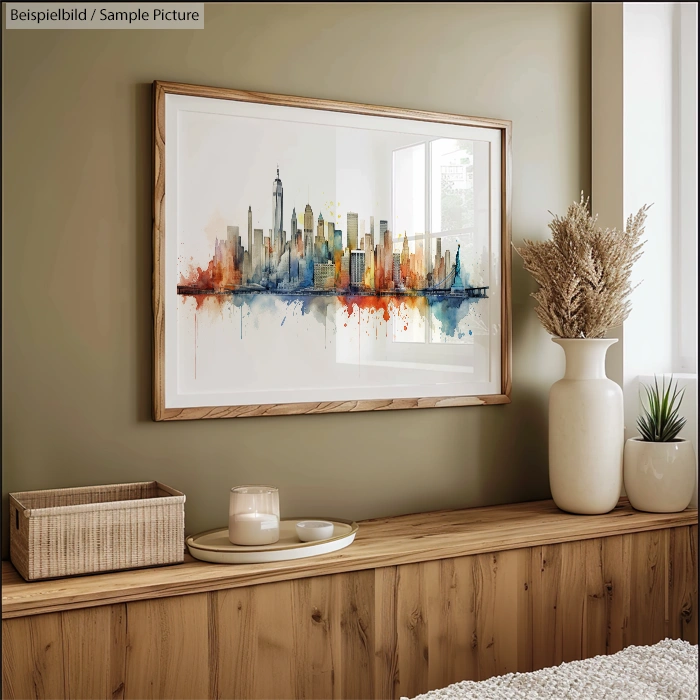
top-left (392, 143), bottom-right (425, 241)
top-left (431, 139), bottom-right (474, 235)
top-left (391, 137), bottom-right (487, 346)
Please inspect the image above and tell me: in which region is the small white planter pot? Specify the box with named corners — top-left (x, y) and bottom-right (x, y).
top-left (623, 438), bottom-right (696, 513)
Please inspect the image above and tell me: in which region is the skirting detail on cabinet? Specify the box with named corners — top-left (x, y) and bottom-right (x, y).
top-left (2, 499), bottom-right (697, 699)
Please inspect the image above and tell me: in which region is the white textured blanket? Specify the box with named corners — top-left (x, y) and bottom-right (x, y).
top-left (404, 639), bottom-right (698, 700)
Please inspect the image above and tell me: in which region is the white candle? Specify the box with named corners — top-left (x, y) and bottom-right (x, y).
top-left (228, 512), bottom-right (280, 545)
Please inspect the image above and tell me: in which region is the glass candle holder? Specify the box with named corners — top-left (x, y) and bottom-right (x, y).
top-left (228, 486), bottom-right (280, 545)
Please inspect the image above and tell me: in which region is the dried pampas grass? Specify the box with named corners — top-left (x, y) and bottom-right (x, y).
top-left (514, 194), bottom-right (649, 339)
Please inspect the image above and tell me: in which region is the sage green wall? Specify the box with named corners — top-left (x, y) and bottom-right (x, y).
top-left (2, 3), bottom-right (591, 557)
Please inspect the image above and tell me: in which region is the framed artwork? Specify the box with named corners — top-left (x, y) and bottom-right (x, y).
top-left (153, 81), bottom-right (511, 420)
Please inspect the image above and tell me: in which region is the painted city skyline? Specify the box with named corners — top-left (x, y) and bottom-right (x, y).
top-left (178, 167), bottom-right (489, 303)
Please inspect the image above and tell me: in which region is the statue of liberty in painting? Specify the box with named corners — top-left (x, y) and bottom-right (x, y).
top-left (451, 244), bottom-right (465, 292)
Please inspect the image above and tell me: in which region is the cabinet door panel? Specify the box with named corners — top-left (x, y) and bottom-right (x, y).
top-left (669, 525), bottom-right (698, 644)
top-left (375, 550), bottom-right (531, 699)
top-left (62, 604), bottom-right (126, 699)
top-left (124, 594), bottom-right (209, 699)
top-left (210, 571), bottom-right (375, 700)
top-left (2, 613), bottom-right (65, 700)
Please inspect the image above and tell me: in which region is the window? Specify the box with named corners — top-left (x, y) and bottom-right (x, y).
top-left (676, 1), bottom-right (697, 374)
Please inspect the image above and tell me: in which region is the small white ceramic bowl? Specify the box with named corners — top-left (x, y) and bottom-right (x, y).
top-left (296, 520), bottom-right (335, 542)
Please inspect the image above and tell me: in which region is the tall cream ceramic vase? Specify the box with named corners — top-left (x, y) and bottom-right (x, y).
top-left (549, 338), bottom-right (623, 514)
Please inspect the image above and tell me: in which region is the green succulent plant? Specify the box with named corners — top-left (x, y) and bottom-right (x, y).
top-left (636, 375), bottom-right (687, 442)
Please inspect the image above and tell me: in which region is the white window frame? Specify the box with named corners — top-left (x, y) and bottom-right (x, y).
top-left (675, 1), bottom-right (697, 374)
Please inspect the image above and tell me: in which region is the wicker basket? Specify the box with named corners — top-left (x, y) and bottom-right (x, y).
top-left (9, 481), bottom-right (186, 581)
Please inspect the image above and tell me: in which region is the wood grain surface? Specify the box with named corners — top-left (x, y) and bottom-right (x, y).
top-left (61, 605), bottom-right (123, 699)
top-left (124, 594), bottom-right (209, 699)
top-left (3, 526), bottom-right (696, 699)
top-left (3, 499), bottom-right (697, 619)
top-left (152, 80), bottom-right (513, 421)
top-left (1, 613), bottom-right (65, 700)
top-left (669, 524), bottom-right (698, 644)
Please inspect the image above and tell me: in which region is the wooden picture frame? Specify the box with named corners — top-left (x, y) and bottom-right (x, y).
top-left (153, 81), bottom-right (512, 421)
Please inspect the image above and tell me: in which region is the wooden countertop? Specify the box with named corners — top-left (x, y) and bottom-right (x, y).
top-left (2, 498), bottom-right (697, 619)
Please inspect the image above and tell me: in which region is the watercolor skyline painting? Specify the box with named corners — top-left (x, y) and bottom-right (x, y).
top-left (178, 164), bottom-right (489, 333)
top-left (180, 166), bottom-right (486, 288)
top-left (155, 83), bottom-right (509, 419)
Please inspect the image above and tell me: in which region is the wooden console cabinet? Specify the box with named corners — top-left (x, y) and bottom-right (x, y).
top-left (2, 499), bottom-right (697, 700)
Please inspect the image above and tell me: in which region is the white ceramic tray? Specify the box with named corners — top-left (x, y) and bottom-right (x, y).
top-left (186, 518), bottom-right (358, 564)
